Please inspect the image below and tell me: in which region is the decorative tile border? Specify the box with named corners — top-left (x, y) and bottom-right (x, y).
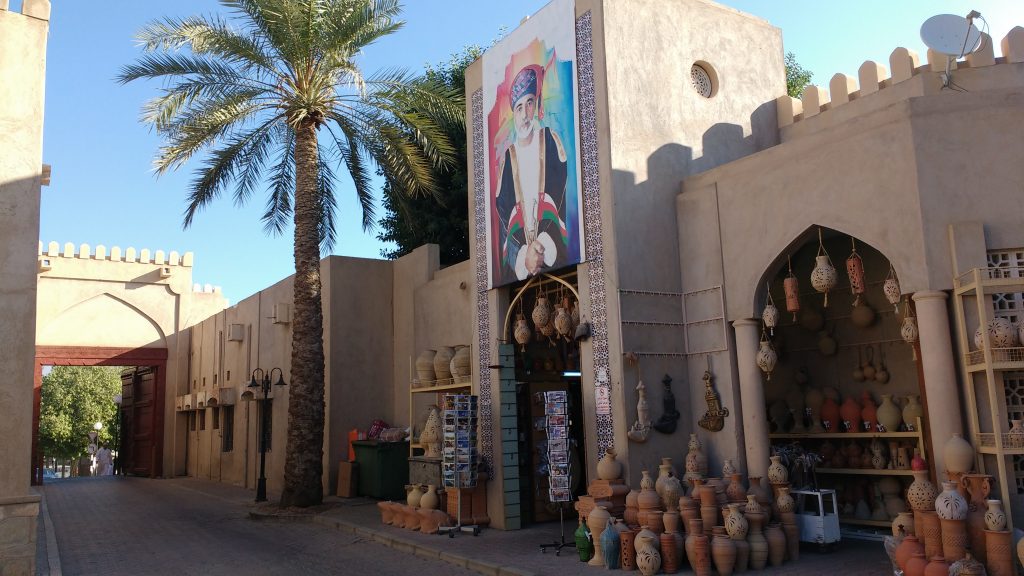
top-left (471, 88), bottom-right (494, 474)
top-left (576, 11), bottom-right (615, 457)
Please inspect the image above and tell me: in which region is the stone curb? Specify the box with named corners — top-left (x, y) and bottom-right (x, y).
top-left (311, 515), bottom-right (538, 576)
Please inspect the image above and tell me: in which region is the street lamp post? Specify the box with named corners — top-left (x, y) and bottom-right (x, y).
top-left (249, 367), bottom-right (286, 502)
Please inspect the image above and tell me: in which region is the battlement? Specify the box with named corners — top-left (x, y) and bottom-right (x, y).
top-left (0, 0), bottom-right (51, 21)
top-left (192, 283), bottom-right (223, 295)
top-left (777, 26), bottom-right (1024, 128)
top-left (38, 241), bottom-right (194, 267)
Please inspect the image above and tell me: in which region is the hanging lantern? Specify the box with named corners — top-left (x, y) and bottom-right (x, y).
top-left (514, 313), bottom-right (532, 351)
top-left (532, 293), bottom-right (552, 328)
top-left (756, 332), bottom-right (778, 381)
top-left (810, 228), bottom-right (837, 307)
top-left (762, 285), bottom-right (779, 336)
top-left (900, 300), bottom-right (919, 360)
top-left (884, 264), bottom-right (901, 313)
top-left (784, 256), bottom-right (800, 321)
top-left (846, 238), bottom-right (866, 299)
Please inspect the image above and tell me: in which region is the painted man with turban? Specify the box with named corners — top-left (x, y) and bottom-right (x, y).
top-left (495, 65), bottom-right (569, 282)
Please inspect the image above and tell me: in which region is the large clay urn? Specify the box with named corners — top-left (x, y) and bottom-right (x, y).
top-left (415, 349), bottom-right (436, 384)
top-left (711, 526), bottom-right (737, 576)
top-left (433, 346), bottom-right (454, 381)
top-left (588, 505), bottom-right (612, 566)
top-left (944, 433), bottom-right (976, 475)
top-left (635, 534), bottom-right (662, 576)
top-left (876, 394), bottom-right (902, 433)
top-left (660, 531), bottom-right (679, 574)
top-left (840, 395), bottom-right (862, 432)
top-left (905, 552), bottom-right (928, 576)
top-left (420, 485), bottom-right (439, 510)
top-left (726, 474), bottom-right (747, 503)
top-left (896, 535), bottom-right (925, 572)
top-left (406, 484), bottom-right (425, 507)
top-left (903, 395), bottom-right (925, 430)
top-left (986, 529), bottom-right (1014, 576)
top-left (597, 447), bottom-right (623, 481)
top-left (767, 456), bottom-right (788, 484)
top-left (764, 523), bottom-right (786, 567)
top-left (450, 345), bottom-right (471, 379)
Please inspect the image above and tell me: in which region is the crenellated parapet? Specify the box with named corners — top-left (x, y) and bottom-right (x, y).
top-left (192, 283), bottom-right (223, 294)
top-left (38, 240), bottom-right (193, 267)
top-left (777, 27), bottom-right (1024, 128)
top-left (0, 0), bottom-right (51, 21)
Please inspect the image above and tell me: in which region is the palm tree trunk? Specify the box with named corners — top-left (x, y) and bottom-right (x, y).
top-left (281, 118), bottom-right (326, 507)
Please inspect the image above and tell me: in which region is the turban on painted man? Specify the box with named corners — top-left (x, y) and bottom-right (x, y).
top-left (510, 67), bottom-right (538, 107)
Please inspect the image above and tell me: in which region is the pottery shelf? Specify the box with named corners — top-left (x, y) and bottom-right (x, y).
top-left (951, 266), bottom-right (1024, 533)
top-left (409, 359), bottom-right (472, 459)
top-left (411, 376), bottom-right (472, 391)
top-left (769, 431), bottom-right (919, 440)
top-left (815, 467), bottom-right (916, 476)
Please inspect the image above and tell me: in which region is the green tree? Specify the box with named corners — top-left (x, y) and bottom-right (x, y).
top-left (376, 46), bottom-right (481, 266)
top-left (39, 366), bottom-right (122, 462)
top-left (785, 51), bottom-right (813, 98)
top-left (119, 0), bottom-right (462, 506)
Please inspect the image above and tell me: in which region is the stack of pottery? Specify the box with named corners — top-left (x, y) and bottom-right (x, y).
top-left (896, 534), bottom-right (925, 573)
top-left (907, 470), bottom-right (939, 540)
top-left (711, 526), bottom-right (737, 576)
top-left (744, 495), bottom-right (769, 570)
top-left (934, 481), bottom-right (968, 562)
top-left (943, 433), bottom-right (976, 483)
top-left (685, 434), bottom-right (708, 484)
top-left (588, 505), bottom-right (612, 567)
top-left (960, 473), bottom-right (993, 563)
top-left (699, 482), bottom-right (719, 535)
top-left (637, 471), bottom-right (663, 533)
top-left (662, 511), bottom-right (684, 573)
top-left (983, 499), bottom-right (1012, 576)
top-left (679, 496), bottom-right (699, 536)
top-left (724, 503), bottom-right (749, 572)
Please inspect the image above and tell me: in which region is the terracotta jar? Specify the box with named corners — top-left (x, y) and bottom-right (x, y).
top-left (597, 447), bottom-right (623, 480)
top-left (660, 531), bottom-right (679, 574)
top-left (732, 531), bottom-right (750, 573)
top-left (635, 534), bottom-right (662, 576)
top-left (892, 511), bottom-right (915, 537)
top-left (640, 469), bottom-right (656, 492)
top-left (765, 522), bottom-right (786, 567)
top-left (647, 510), bottom-right (666, 534)
top-left (685, 519), bottom-right (702, 565)
top-left (601, 518), bottom-right (622, 569)
top-left (840, 395), bottom-right (862, 433)
top-left (920, 511), bottom-right (943, 560)
top-left (905, 552), bottom-right (928, 576)
top-left (907, 470), bottom-right (939, 538)
top-left (767, 456), bottom-right (788, 484)
top-left (711, 526), bottom-right (737, 576)
top-left (940, 518), bottom-right (968, 563)
top-left (450, 345), bottom-right (471, 378)
top-left (433, 346), bottom-right (453, 381)
top-left (781, 513), bottom-right (799, 562)
top-left (637, 526), bottom-right (661, 552)
top-left (680, 497), bottom-right (698, 535)
top-left (725, 473), bottom-right (747, 503)
top-left (924, 555), bottom-right (951, 576)
top-left (984, 529), bottom-right (1013, 576)
top-left (620, 527), bottom-right (637, 571)
top-left (725, 503), bottom-right (748, 539)
top-left (775, 486), bottom-right (794, 513)
top-left (984, 500), bottom-right (1007, 531)
top-left (406, 484), bottom-right (424, 507)
top-left (935, 481), bottom-right (968, 520)
top-left (691, 531), bottom-right (712, 576)
top-left (700, 503), bottom-right (718, 535)
top-left (903, 395), bottom-right (924, 430)
top-left (532, 296), bottom-right (552, 329)
top-left (746, 508), bottom-right (768, 570)
top-left (420, 484), bottom-right (439, 510)
top-left (377, 501), bottom-right (393, 525)
top-left (663, 511), bottom-right (680, 534)
top-left (944, 433), bottom-right (975, 475)
top-left (415, 349), bottom-right (436, 384)
top-left (861, 391), bottom-right (878, 432)
top-left (656, 463), bottom-right (673, 498)
top-left (625, 489), bottom-right (640, 526)
top-left (876, 394), bottom-right (902, 433)
top-left (747, 477), bottom-right (770, 511)
top-left (662, 475), bottom-right (683, 512)
top-left (685, 433), bottom-right (708, 483)
top-left (820, 396), bottom-right (840, 432)
top-left (588, 505), bottom-right (611, 566)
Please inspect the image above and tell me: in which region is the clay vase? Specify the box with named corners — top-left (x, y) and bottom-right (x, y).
top-left (620, 527), bottom-right (637, 571)
top-left (700, 503), bottom-right (718, 536)
top-left (415, 349), bottom-right (436, 384)
top-left (640, 469), bottom-right (656, 492)
top-left (820, 396), bottom-right (840, 432)
top-left (935, 481), bottom-right (968, 521)
top-left (532, 296), bottom-right (552, 330)
top-left (767, 456), bottom-right (788, 484)
top-left (905, 552), bottom-right (928, 576)
top-left (726, 474), bottom-right (747, 503)
top-left (984, 500), bottom-right (1006, 531)
top-left (433, 346), bottom-right (453, 380)
top-left (876, 394), bottom-right (902, 433)
top-left (635, 534), bottom-right (662, 576)
top-left (598, 447), bottom-right (623, 481)
top-left (660, 532), bottom-right (679, 574)
top-left (781, 512), bottom-right (799, 562)
top-left (601, 518), bottom-right (622, 569)
top-left (775, 486), bottom-right (794, 514)
top-left (939, 517), bottom-right (968, 562)
top-left (685, 519), bottom-right (702, 564)
top-left (625, 489), bottom-right (640, 527)
top-left (903, 395), bottom-right (925, 430)
top-left (920, 511), bottom-right (943, 560)
top-left (647, 509), bottom-right (666, 535)
top-left (962, 474), bottom-right (993, 563)
top-left (860, 391), bottom-right (878, 432)
top-left (725, 503), bottom-right (748, 538)
top-left (908, 471), bottom-right (939, 539)
top-left (691, 531), bottom-right (712, 576)
top-left (406, 484), bottom-right (424, 507)
top-left (450, 345), bottom-right (471, 378)
top-left (840, 395), bottom-right (862, 433)
top-left (662, 475), bottom-right (683, 512)
top-left (985, 529), bottom-right (1013, 576)
top-left (513, 314), bottom-right (531, 351)
top-left (765, 523), bottom-right (786, 567)
top-left (420, 485), bottom-right (439, 510)
top-left (746, 508), bottom-right (768, 570)
top-left (722, 458), bottom-right (736, 478)
top-left (680, 498), bottom-right (698, 536)
top-left (1009, 420), bottom-right (1024, 448)
top-left (656, 464), bottom-right (672, 499)
top-left (588, 505), bottom-right (611, 566)
top-left (896, 535), bottom-right (925, 572)
top-left (685, 433), bottom-right (708, 483)
top-left (892, 511), bottom-right (915, 537)
top-left (574, 519), bottom-right (593, 562)
top-left (712, 527), bottom-right (737, 576)
top-left (747, 478), bottom-right (770, 512)
top-left (637, 526), bottom-right (661, 552)
top-left (944, 433), bottom-right (975, 475)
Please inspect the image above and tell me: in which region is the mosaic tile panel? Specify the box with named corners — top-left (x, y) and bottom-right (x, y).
top-left (472, 88), bottom-right (494, 474)
top-left (576, 11), bottom-right (615, 456)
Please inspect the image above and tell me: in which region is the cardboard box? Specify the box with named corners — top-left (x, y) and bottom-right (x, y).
top-left (337, 461), bottom-right (358, 498)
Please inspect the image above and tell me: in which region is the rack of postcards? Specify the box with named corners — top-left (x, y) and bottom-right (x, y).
top-left (544, 390), bottom-right (572, 503)
top-left (442, 393), bottom-right (478, 489)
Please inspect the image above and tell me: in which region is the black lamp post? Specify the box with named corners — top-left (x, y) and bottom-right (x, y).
top-left (249, 367), bottom-right (286, 502)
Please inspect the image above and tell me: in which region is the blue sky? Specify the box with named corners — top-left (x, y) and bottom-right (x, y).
top-left (36, 1), bottom-right (1023, 303)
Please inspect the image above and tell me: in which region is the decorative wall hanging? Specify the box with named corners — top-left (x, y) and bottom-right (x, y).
top-left (652, 374), bottom-right (681, 434)
top-left (628, 379), bottom-right (652, 443)
top-left (784, 256), bottom-right (800, 321)
top-left (755, 331), bottom-right (777, 381)
top-left (698, 364), bottom-right (729, 432)
top-left (900, 299), bottom-right (920, 360)
top-left (762, 283), bottom-right (779, 336)
top-left (846, 238), bottom-right (866, 297)
top-left (884, 264), bottom-right (902, 313)
top-left (810, 228), bottom-right (837, 307)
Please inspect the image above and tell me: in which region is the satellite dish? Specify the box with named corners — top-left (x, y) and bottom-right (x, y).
top-left (920, 14), bottom-right (983, 57)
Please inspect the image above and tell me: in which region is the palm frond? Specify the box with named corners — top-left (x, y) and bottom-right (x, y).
top-left (155, 93), bottom-right (270, 174)
top-left (262, 130), bottom-right (295, 236)
top-left (136, 15), bottom-right (281, 79)
top-left (315, 151), bottom-right (339, 250)
top-left (324, 119), bottom-right (374, 232)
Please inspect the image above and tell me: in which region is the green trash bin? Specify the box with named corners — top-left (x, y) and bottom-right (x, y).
top-left (352, 440), bottom-right (409, 500)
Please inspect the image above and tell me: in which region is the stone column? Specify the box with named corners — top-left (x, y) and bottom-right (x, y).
top-left (912, 291), bottom-right (964, 477)
top-left (733, 318), bottom-right (770, 478)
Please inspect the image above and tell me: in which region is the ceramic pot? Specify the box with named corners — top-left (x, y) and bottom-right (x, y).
top-left (433, 346), bottom-right (453, 381)
top-left (635, 534), bottom-right (662, 576)
top-left (656, 464), bottom-right (673, 501)
top-left (420, 485), bottom-right (439, 510)
top-left (962, 474), bottom-right (993, 562)
top-left (647, 510), bottom-right (666, 535)
top-left (893, 511), bottom-right (915, 537)
top-left (637, 526), bottom-right (661, 552)
top-left (896, 535), bottom-right (925, 572)
top-left (940, 517), bottom-right (968, 562)
top-left (920, 511), bottom-right (942, 560)
top-left (820, 396), bottom-right (840, 432)
top-left (861, 391), bottom-right (877, 432)
top-left (733, 535), bottom-right (750, 574)
top-left (700, 504), bottom-right (718, 535)
top-left (640, 469), bottom-right (656, 492)
top-left (1009, 420), bottom-right (1024, 448)
top-left (762, 300), bottom-right (779, 335)
top-left (840, 395), bottom-right (861, 433)
top-left (532, 296), bottom-right (552, 330)
top-left (691, 531), bottom-right (712, 576)
top-left (974, 317), bottom-right (1019, 350)
top-left (851, 300), bottom-right (876, 328)
top-left (620, 527), bottom-right (637, 571)
top-left (784, 275), bottom-right (800, 318)
top-left (722, 458), bottom-right (736, 478)
top-left (685, 433), bottom-right (708, 483)
top-left (726, 503), bottom-right (748, 538)
top-left (712, 527), bottom-right (737, 576)
top-left (746, 509), bottom-right (768, 570)
top-left (811, 254), bottom-right (837, 300)
top-left (744, 494), bottom-right (764, 516)
top-left (588, 506), bottom-right (611, 566)
top-left (415, 349), bottom-right (436, 384)
top-left (513, 314), bottom-right (531, 351)
top-left (598, 447), bottom-right (623, 480)
top-left (775, 486), bottom-right (794, 513)
top-left (781, 515), bottom-right (799, 562)
top-left (554, 305), bottom-right (573, 339)
top-left (726, 474), bottom-right (747, 503)
top-left (984, 500), bottom-right (1006, 531)
top-left (986, 529), bottom-right (1014, 576)
top-left (406, 484), bottom-right (424, 507)
top-left (905, 552), bottom-right (928, 576)
top-left (756, 338), bottom-right (777, 379)
top-left (935, 481), bottom-right (968, 520)
top-left (902, 316), bottom-right (920, 347)
top-left (450, 345), bottom-right (471, 378)
top-left (765, 522), bottom-right (786, 567)
top-left (663, 511), bottom-right (680, 535)
top-left (903, 395), bottom-right (924, 430)
top-left (747, 478), bottom-right (769, 512)
top-left (660, 532), bottom-right (679, 574)
top-left (625, 489), bottom-right (640, 526)
top-left (574, 519), bottom-right (593, 562)
top-left (767, 456), bottom-right (788, 484)
top-left (685, 519), bottom-right (702, 565)
top-left (601, 518), bottom-right (622, 569)
top-left (945, 433), bottom-right (976, 475)
top-left (876, 394), bottom-right (902, 433)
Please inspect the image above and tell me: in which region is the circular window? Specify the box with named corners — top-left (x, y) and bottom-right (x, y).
top-left (690, 63), bottom-right (715, 98)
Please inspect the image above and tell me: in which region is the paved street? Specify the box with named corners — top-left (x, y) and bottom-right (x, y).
top-left (40, 477), bottom-right (478, 576)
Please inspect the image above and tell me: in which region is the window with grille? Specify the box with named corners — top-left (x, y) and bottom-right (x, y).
top-left (989, 249), bottom-right (1024, 492)
top-left (222, 406), bottom-right (234, 452)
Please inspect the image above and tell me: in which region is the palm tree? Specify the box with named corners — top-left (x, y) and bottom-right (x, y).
top-left (119, 0), bottom-right (463, 507)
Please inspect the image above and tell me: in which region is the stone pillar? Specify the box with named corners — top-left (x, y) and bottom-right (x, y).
top-left (733, 318), bottom-right (770, 478)
top-left (912, 291), bottom-right (964, 477)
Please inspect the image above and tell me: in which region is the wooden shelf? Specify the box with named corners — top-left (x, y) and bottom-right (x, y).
top-left (816, 467), bottom-right (915, 476)
top-left (411, 380), bottom-right (472, 393)
top-left (769, 431), bottom-right (919, 440)
top-left (839, 517), bottom-right (892, 527)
